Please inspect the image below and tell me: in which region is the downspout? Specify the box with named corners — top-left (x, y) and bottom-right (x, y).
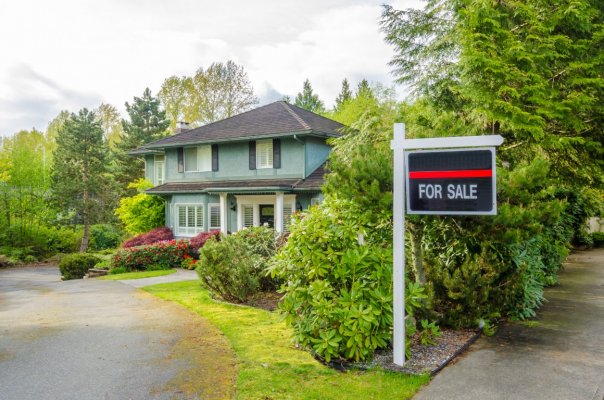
top-left (293, 134), bottom-right (306, 177)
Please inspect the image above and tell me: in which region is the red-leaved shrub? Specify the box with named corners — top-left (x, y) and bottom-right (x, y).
top-left (122, 227), bottom-right (174, 248)
top-left (112, 240), bottom-right (191, 271)
top-left (189, 230), bottom-right (221, 251)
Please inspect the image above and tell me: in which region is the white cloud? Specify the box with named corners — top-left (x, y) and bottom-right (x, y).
top-left (0, 0), bottom-right (422, 136)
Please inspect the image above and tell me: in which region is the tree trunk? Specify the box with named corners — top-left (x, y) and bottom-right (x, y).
top-left (408, 222), bottom-right (426, 285)
top-left (80, 202), bottom-right (89, 252)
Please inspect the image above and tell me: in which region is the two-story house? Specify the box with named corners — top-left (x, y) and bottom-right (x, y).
top-left (131, 101), bottom-right (344, 237)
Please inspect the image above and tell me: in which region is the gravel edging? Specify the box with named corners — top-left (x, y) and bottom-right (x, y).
top-left (329, 328), bottom-right (481, 376)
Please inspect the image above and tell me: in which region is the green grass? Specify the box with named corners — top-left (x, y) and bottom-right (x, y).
top-left (144, 281), bottom-right (429, 400)
top-left (100, 269), bottom-right (177, 280)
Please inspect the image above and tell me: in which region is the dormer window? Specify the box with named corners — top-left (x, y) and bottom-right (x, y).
top-left (256, 139), bottom-right (273, 169)
top-left (184, 145), bottom-right (212, 172)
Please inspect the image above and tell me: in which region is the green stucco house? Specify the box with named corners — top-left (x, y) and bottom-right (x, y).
top-left (131, 101), bottom-right (344, 237)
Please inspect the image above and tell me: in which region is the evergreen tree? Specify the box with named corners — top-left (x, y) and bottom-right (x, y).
top-left (334, 78), bottom-right (352, 111)
top-left (381, 1), bottom-right (604, 186)
top-left (113, 88), bottom-right (169, 193)
top-left (294, 79), bottom-right (325, 113)
top-left (51, 109), bottom-right (111, 252)
top-left (356, 79), bottom-right (372, 97)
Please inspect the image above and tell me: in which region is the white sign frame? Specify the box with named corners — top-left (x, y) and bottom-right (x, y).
top-left (405, 147), bottom-right (497, 215)
top-left (390, 123), bottom-right (503, 366)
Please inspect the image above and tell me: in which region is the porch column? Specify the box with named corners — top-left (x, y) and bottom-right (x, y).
top-left (219, 193), bottom-right (228, 234)
top-left (275, 192), bottom-right (284, 233)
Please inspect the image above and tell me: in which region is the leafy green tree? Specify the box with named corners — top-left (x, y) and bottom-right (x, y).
top-left (294, 79), bottom-right (325, 113)
top-left (52, 109), bottom-right (111, 252)
top-left (187, 60), bottom-right (258, 125)
top-left (114, 179), bottom-right (165, 235)
top-left (334, 78), bottom-right (352, 111)
top-left (94, 103), bottom-right (124, 148)
top-left (113, 88), bottom-right (170, 193)
top-left (158, 75), bottom-right (193, 129)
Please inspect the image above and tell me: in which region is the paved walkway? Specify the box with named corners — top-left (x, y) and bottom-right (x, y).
top-left (0, 266), bottom-right (236, 400)
top-left (415, 249), bottom-right (604, 400)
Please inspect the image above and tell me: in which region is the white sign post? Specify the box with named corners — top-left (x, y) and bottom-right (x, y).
top-left (390, 123), bottom-right (503, 366)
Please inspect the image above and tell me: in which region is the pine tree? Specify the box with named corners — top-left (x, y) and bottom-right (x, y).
top-left (113, 88), bottom-right (169, 193)
top-left (51, 109), bottom-right (111, 252)
top-left (334, 78), bottom-right (352, 111)
top-left (294, 79), bottom-right (325, 113)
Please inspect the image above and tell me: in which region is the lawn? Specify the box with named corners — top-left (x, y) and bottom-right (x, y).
top-left (144, 281), bottom-right (429, 400)
top-left (100, 269), bottom-right (177, 280)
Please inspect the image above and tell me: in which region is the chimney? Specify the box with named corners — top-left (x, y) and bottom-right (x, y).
top-left (174, 121), bottom-right (190, 134)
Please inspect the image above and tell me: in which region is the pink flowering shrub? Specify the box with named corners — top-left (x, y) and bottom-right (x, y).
top-left (189, 230), bottom-right (221, 251)
top-left (122, 227), bottom-right (174, 248)
top-left (112, 240), bottom-right (191, 271)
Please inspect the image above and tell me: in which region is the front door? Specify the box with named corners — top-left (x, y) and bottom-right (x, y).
top-left (259, 205), bottom-right (274, 228)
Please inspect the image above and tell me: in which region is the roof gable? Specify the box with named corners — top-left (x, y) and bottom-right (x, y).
top-left (144, 101), bottom-right (344, 149)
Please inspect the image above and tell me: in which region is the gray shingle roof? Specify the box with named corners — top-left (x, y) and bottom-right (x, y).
top-left (143, 101), bottom-right (344, 149)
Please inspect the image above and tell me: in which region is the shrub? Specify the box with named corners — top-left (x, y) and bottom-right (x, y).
top-left (122, 227), bottom-right (173, 248)
top-left (115, 178), bottom-right (165, 235)
top-left (190, 230), bottom-right (221, 251)
top-left (89, 224), bottom-right (123, 251)
top-left (197, 235), bottom-right (260, 303)
top-left (234, 226), bottom-right (279, 291)
top-left (111, 240), bottom-right (190, 271)
top-left (59, 253), bottom-right (102, 280)
top-left (270, 197), bottom-right (394, 362)
top-left (592, 232), bottom-right (604, 248)
top-left (0, 254), bottom-right (15, 268)
top-left (181, 255), bottom-right (198, 270)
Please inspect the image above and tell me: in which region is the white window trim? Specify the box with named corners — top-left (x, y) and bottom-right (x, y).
top-left (208, 203), bottom-right (221, 231)
top-left (184, 145), bottom-right (212, 172)
top-left (235, 194), bottom-right (295, 231)
top-left (256, 139), bottom-right (273, 169)
top-left (154, 154), bottom-right (165, 185)
top-left (174, 203), bottom-right (205, 237)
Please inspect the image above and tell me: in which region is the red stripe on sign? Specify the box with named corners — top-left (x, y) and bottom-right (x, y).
top-left (409, 169), bottom-right (492, 179)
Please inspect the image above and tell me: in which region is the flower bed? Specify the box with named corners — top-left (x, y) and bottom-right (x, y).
top-left (122, 227), bottom-right (174, 248)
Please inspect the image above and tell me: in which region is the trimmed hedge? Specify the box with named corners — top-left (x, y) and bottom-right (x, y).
top-left (112, 240), bottom-right (191, 271)
top-left (59, 253), bottom-right (102, 280)
top-left (122, 227), bottom-right (173, 248)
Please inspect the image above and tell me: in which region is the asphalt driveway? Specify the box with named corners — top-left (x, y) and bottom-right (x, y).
top-left (415, 249), bottom-right (604, 400)
top-left (0, 266), bottom-right (236, 400)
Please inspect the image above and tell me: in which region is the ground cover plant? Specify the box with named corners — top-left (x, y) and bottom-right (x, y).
top-left (144, 280), bottom-right (429, 399)
top-left (100, 269), bottom-right (176, 280)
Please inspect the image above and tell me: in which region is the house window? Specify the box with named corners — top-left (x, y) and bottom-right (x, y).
top-left (177, 205), bottom-right (204, 235)
top-left (256, 139), bottom-right (273, 169)
top-left (184, 145), bottom-right (212, 172)
top-left (242, 205), bottom-right (254, 228)
top-left (154, 154), bottom-right (165, 185)
top-left (208, 203), bottom-right (220, 230)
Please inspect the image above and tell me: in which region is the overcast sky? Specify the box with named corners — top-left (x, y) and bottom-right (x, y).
top-left (0, 0), bottom-right (421, 137)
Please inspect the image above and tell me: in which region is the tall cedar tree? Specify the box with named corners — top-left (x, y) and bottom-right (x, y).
top-left (381, 0), bottom-right (604, 187)
top-left (113, 88), bottom-right (169, 194)
top-left (52, 109), bottom-right (110, 252)
top-left (334, 78), bottom-right (352, 111)
top-left (294, 79), bottom-right (325, 113)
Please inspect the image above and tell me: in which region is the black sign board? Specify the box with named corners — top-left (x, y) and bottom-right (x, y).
top-left (406, 148), bottom-right (496, 215)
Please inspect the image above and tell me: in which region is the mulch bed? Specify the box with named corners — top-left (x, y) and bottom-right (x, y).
top-left (246, 291), bottom-right (283, 311)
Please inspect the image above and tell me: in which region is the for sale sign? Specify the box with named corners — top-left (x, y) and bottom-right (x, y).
top-left (406, 148), bottom-right (496, 215)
